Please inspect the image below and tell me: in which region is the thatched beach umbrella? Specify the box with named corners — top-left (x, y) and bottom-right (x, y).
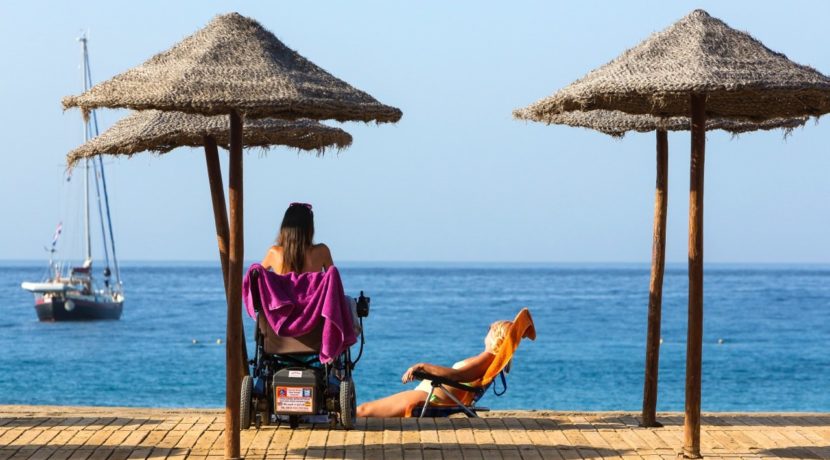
top-left (63, 12), bottom-right (401, 459)
top-left (66, 110), bottom-right (352, 379)
top-left (515, 9), bottom-right (830, 458)
top-left (514, 108), bottom-right (806, 428)
top-left (67, 110), bottom-right (352, 167)
top-left (517, 109), bottom-right (807, 138)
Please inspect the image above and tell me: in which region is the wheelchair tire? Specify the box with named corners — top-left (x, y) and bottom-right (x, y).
top-left (240, 375), bottom-right (253, 430)
top-left (339, 377), bottom-right (356, 430)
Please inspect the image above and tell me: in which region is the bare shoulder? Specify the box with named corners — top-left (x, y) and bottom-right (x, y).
top-left (464, 351), bottom-right (496, 368)
top-left (312, 243), bottom-right (331, 255)
top-left (312, 243), bottom-right (334, 266)
top-left (477, 350), bottom-right (497, 362)
top-left (261, 245), bottom-right (283, 271)
top-left (476, 351), bottom-right (496, 369)
top-left (265, 245), bottom-right (284, 259)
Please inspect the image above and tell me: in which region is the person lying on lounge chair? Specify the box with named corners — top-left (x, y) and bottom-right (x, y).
top-left (356, 320), bottom-right (512, 418)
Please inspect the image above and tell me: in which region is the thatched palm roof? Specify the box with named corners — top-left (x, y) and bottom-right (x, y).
top-left (62, 13), bottom-right (402, 123)
top-left (513, 108), bottom-right (808, 138)
top-left (66, 110), bottom-right (352, 168)
top-left (517, 9), bottom-right (830, 121)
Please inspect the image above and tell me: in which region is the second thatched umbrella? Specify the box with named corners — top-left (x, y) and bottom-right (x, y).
top-left (514, 108), bottom-right (806, 428)
top-left (515, 9), bottom-right (830, 458)
top-left (63, 12), bottom-right (401, 459)
top-left (67, 110), bottom-right (352, 167)
top-left (67, 111), bottom-right (352, 380)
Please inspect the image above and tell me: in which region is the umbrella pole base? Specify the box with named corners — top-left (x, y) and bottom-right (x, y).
top-left (639, 420), bottom-right (663, 428)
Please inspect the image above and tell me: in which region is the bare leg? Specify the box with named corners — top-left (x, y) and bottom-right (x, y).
top-left (357, 390), bottom-right (427, 418)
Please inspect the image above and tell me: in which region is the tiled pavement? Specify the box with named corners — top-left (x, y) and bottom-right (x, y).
top-left (1, 406), bottom-right (828, 459)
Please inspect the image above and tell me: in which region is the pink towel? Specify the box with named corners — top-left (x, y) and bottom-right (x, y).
top-left (242, 263), bottom-right (356, 364)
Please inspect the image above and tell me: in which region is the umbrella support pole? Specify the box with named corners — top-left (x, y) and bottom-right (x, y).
top-left (683, 94), bottom-right (706, 459)
top-left (225, 113), bottom-right (244, 460)
top-left (204, 135), bottom-right (249, 379)
top-left (641, 129), bottom-right (668, 428)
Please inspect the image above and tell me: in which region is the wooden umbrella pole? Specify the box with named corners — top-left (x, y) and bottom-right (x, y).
top-left (204, 136), bottom-right (230, 289)
top-left (224, 113), bottom-right (244, 460)
top-left (683, 94), bottom-right (706, 459)
top-left (641, 128), bottom-right (668, 428)
top-left (203, 135), bottom-right (249, 379)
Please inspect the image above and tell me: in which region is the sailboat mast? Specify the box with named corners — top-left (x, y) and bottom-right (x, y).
top-left (84, 162), bottom-right (91, 264)
top-left (81, 35), bottom-right (92, 265)
top-left (83, 43), bottom-right (113, 285)
top-left (82, 36), bottom-right (122, 290)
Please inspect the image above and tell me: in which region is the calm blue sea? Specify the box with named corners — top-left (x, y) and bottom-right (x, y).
top-left (1, 261), bottom-right (828, 412)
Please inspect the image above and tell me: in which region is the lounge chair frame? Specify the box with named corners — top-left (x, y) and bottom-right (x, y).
top-left (410, 367), bottom-right (509, 418)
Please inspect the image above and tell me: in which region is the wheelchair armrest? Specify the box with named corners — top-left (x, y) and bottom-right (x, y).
top-left (249, 270), bottom-right (262, 314)
top-left (411, 370), bottom-right (480, 393)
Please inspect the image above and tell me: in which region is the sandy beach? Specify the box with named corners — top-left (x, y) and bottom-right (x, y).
top-left (1, 405), bottom-right (828, 459)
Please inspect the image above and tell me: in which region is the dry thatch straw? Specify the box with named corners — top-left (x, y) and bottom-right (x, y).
top-left (513, 108), bottom-right (809, 138)
top-left (516, 9), bottom-right (830, 121)
top-left (62, 12), bottom-right (402, 123)
top-left (66, 110), bottom-right (352, 168)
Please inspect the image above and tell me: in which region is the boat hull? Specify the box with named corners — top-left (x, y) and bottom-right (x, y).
top-left (35, 297), bottom-right (123, 321)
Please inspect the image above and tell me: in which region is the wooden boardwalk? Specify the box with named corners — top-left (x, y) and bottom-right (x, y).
top-left (0, 406), bottom-right (828, 459)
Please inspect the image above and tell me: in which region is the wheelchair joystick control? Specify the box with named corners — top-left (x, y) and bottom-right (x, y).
top-left (356, 291), bottom-right (370, 318)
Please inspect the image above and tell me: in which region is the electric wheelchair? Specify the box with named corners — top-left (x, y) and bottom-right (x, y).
top-left (241, 269), bottom-right (369, 430)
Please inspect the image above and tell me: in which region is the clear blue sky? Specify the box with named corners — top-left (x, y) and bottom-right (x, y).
top-left (1, 1), bottom-right (828, 263)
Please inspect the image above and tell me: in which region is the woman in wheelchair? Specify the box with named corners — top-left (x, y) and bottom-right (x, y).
top-left (262, 202), bottom-right (333, 274)
top-left (356, 320), bottom-right (512, 417)
top-left (243, 201), bottom-right (367, 430)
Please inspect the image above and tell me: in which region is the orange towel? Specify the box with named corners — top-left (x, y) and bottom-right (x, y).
top-left (473, 307), bottom-right (536, 387)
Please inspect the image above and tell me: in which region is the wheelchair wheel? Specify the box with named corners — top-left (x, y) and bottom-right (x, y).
top-left (240, 375), bottom-right (253, 430)
top-left (288, 415), bottom-right (299, 429)
top-left (339, 377), bottom-right (356, 430)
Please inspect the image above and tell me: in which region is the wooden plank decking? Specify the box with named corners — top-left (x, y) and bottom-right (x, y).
top-left (0, 406), bottom-right (828, 459)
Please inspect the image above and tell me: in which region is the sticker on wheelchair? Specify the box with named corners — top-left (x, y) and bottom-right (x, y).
top-left (275, 386), bottom-right (314, 413)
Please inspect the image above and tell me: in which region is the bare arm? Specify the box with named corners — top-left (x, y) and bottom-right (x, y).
top-left (401, 351), bottom-right (495, 384)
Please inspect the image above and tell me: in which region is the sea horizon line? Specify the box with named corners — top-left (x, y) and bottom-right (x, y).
top-left (3, 259), bottom-right (830, 269)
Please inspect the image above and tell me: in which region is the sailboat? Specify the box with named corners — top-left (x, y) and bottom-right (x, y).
top-left (21, 35), bottom-right (124, 321)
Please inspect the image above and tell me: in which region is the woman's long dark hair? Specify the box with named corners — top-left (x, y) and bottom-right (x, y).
top-left (277, 204), bottom-right (314, 273)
